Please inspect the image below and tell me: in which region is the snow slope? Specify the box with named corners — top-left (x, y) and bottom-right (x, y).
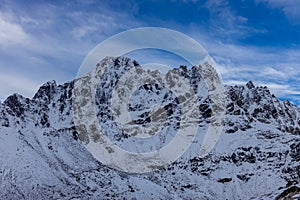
top-left (0, 57), bottom-right (299, 199)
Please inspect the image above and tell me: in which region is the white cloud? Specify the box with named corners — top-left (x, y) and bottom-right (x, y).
top-left (0, 0), bottom-right (299, 106)
top-left (203, 0), bottom-right (265, 39)
top-left (68, 11), bottom-right (125, 39)
top-left (72, 25), bottom-right (97, 38)
top-left (194, 37), bottom-right (300, 105)
top-left (257, 82), bottom-right (300, 96)
top-left (0, 73), bottom-right (43, 100)
top-left (223, 80), bottom-right (247, 86)
top-left (262, 67), bottom-right (287, 78)
top-left (0, 14), bottom-right (28, 46)
top-left (256, 0), bottom-right (300, 23)
top-left (0, 1), bottom-right (143, 100)
top-left (223, 80), bottom-right (300, 104)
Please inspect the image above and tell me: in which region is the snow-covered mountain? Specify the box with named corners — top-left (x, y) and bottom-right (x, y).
top-left (0, 57), bottom-right (299, 199)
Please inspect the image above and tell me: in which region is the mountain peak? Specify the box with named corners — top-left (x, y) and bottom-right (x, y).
top-left (246, 80), bottom-right (255, 89)
top-left (0, 56), bottom-right (299, 199)
top-left (33, 80), bottom-right (58, 104)
top-left (3, 93), bottom-right (28, 117)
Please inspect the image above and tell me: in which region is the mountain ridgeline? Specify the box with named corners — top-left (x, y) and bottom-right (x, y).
top-left (0, 57), bottom-right (299, 199)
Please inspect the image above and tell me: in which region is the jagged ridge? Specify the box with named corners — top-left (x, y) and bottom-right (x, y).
top-left (0, 56), bottom-right (299, 199)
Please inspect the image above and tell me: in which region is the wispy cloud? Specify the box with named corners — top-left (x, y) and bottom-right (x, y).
top-left (0, 0), bottom-right (142, 100)
top-left (196, 36), bottom-right (300, 105)
top-left (0, 12), bottom-right (29, 47)
top-left (0, 72), bottom-right (42, 101)
top-left (0, 0), bottom-right (299, 106)
top-left (256, 0), bottom-right (300, 24)
top-left (203, 0), bottom-right (266, 41)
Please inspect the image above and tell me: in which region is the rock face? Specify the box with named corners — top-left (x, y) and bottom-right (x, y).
top-left (0, 57), bottom-right (299, 199)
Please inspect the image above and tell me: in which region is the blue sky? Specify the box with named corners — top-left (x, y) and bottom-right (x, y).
top-left (0, 0), bottom-right (299, 105)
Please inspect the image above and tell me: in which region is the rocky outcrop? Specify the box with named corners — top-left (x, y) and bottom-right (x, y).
top-left (0, 57), bottom-right (299, 199)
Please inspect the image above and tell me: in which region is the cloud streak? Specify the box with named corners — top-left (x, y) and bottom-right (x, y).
top-left (256, 0), bottom-right (300, 24)
top-left (0, 0), bottom-right (142, 100)
top-left (0, 16), bottom-right (28, 46)
top-left (0, 0), bottom-right (299, 106)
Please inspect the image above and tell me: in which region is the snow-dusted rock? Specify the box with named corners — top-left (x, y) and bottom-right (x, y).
top-left (0, 57), bottom-right (299, 199)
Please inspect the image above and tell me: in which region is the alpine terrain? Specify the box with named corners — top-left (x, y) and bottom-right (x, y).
top-left (0, 57), bottom-right (299, 199)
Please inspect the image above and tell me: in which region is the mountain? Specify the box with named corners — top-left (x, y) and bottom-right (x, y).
top-left (0, 57), bottom-right (299, 199)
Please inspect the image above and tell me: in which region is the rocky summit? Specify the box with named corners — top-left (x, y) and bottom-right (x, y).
top-left (0, 57), bottom-right (299, 199)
